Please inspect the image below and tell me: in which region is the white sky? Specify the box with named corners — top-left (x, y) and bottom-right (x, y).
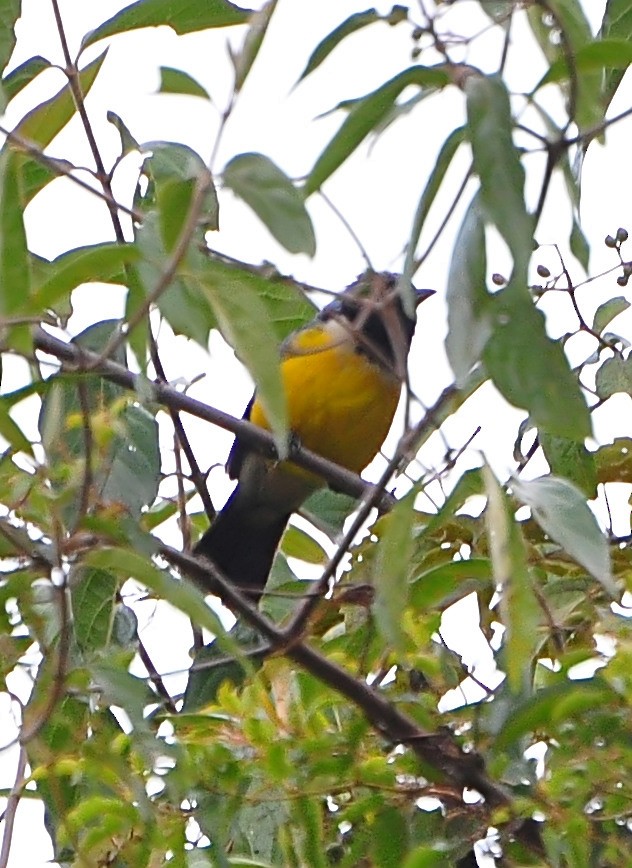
top-left (2, 1), bottom-right (632, 865)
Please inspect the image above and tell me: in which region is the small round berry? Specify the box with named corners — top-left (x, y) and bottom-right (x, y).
top-left (617, 275), bottom-right (628, 287)
top-left (617, 227), bottom-right (629, 243)
top-left (536, 264), bottom-right (550, 278)
top-left (605, 235), bottom-right (617, 248)
top-left (623, 262), bottom-right (632, 277)
top-left (492, 273), bottom-right (506, 286)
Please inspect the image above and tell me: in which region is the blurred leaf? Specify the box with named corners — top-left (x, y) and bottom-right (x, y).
top-left (305, 65), bottom-right (449, 195)
top-left (0, 149), bottom-right (29, 316)
top-left (410, 559), bottom-right (493, 611)
top-left (371, 805), bottom-right (409, 867)
top-left (527, 0), bottom-right (600, 132)
top-left (13, 49), bottom-right (107, 148)
top-left (83, 0), bottom-right (251, 47)
top-left (136, 211), bottom-right (216, 347)
top-left (570, 217), bottom-right (590, 271)
top-left (99, 403), bottom-right (161, 518)
top-left (601, 0), bottom-right (632, 107)
top-left (484, 464), bottom-right (538, 693)
top-left (297, 8), bottom-right (383, 82)
top-left (465, 74), bottom-right (532, 275)
top-left (0, 0), bottom-right (20, 110)
top-left (0, 396), bottom-right (33, 456)
top-left (201, 258), bottom-right (316, 341)
top-left (86, 546), bottom-right (232, 642)
top-left (540, 433), bottom-right (597, 499)
top-left (71, 567), bottom-right (117, 651)
top-left (231, 0), bottom-right (277, 92)
top-left (477, 1), bottom-right (514, 24)
top-left (2, 55), bottom-right (50, 103)
top-left (158, 66), bottom-right (211, 99)
top-left (594, 437), bottom-right (632, 484)
top-left (592, 296), bottom-right (630, 333)
top-left (301, 488), bottom-right (356, 537)
top-left (511, 475), bottom-right (614, 595)
top-left (496, 678), bottom-right (615, 749)
top-left (539, 39), bottom-right (632, 86)
top-left (281, 525), bottom-right (327, 564)
top-left (143, 141), bottom-right (219, 242)
top-left (423, 467), bottom-right (484, 536)
top-left (483, 294), bottom-right (591, 440)
top-left (401, 125), bottom-right (465, 294)
top-left (29, 242), bottom-right (138, 316)
top-left (595, 355), bottom-right (632, 398)
top-left (445, 192), bottom-right (493, 386)
top-left (372, 491), bottom-right (416, 654)
top-left (224, 152), bottom-right (315, 255)
top-left (196, 263), bottom-right (288, 456)
top-left (107, 110), bottom-right (140, 157)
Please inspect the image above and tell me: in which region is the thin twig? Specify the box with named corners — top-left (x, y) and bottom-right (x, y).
top-left (0, 744), bottom-right (28, 868)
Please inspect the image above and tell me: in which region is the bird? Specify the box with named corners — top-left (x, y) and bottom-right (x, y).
top-left (194, 270), bottom-right (434, 598)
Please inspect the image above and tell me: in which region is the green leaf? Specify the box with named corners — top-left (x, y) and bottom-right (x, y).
top-left (71, 567), bottom-right (117, 651)
top-left (496, 678), bottom-right (615, 749)
top-left (305, 65), bottom-right (449, 195)
top-left (231, 0), bottom-right (277, 92)
top-left (540, 433), bottom-right (597, 499)
top-left (2, 55), bottom-right (51, 103)
top-left (0, 0), bottom-right (21, 110)
top-left (595, 355), bottom-right (632, 399)
top-left (99, 404), bottom-right (161, 518)
top-left (527, 0), bottom-right (601, 132)
top-left (0, 150), bottom-right (30, 319)
top-left (281, 525), bottom-right (327, 565)
top-left (223, 152), bottom-right (315, 256)
top-left (592, 296), bottom-right (630, 334)
top-left (570, 217), bottom-right (590, 271)
top-left (158, 66), bottom-right (211, 99)
top-left (83, 0), bottom-right (251, 47)
top-left (483, 294), bottom-right (591, 439)
top-left (511, 474), bottom-right (614, 595)
top-left (28, 242), bottom-right (138, 316)
top-left (401, 125), bottom-right (465, 294)
top-left (13, 50), bottom-right (107, 149)
top-left (372, 491), bottom-right (416, 654)
top-left (540, 38), bottom-right (632, 86)
top-left (0, 399), bottom-right (33, 456)
top-left (301, 488), bottom-right (357, 537)
top-left (201, 258), bottom-right (316, 341)
top-left (445, 192), bottom-right (493, 386)
top-left (601, 0), bottom-right (632, 107)
top-left (195, 264), bottom-right (288, 456)
top-left (484, 464), bottom-right (538, 693)
top-left (297, 8), bottom-right (382, 82)
top-left (410, 559), bottom-right (493, 611)
top-left (85, 546), bottom-right (229, 640)
top-left (465, 74), bottom-right (532, 275)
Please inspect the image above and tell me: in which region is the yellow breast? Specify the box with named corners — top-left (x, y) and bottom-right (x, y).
top-left (249, 320), bottom-right (401, 475)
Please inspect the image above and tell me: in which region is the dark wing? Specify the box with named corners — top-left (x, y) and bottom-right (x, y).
top-left (226, 394), bottom-right (255, 480)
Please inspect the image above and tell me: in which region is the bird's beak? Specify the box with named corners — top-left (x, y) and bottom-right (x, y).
top-left (414, 288), bottom-right (435, 306)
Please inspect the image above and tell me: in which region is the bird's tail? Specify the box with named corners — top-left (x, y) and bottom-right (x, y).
top-left (193, 487), bottom-right (291, 599)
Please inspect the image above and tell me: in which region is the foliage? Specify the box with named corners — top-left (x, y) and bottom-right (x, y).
top-left (0, 1), bottom-right (632, 866)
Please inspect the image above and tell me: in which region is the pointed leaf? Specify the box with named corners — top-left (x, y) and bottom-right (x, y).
top-left (158, 66), bottom-right (211, 99)
top-left (231, 0), bottom-right (277, 92)
top-left (592, 296), bottom-right (630, 334)
top-left (0, 0), bottom-right (21, 110)
top-left (445, 192), bottom-right (493, 385)
top-left (195, 264), bottom-right (288, 455)
top-left (0, 150), bottom-right (30, 318)
top-left (297, 8), bottom-right (382, 82)
top-left (372, 491), bottom-right (416, 654)
top-left (2, 55), bottom-right (51, 103)
top-left (511, 474), bottom-right (614, 595)
top-left (83, 0), bottom-right (251, 47)
top-left (483, 294), bottom-right (591, 439)
top-left (224, 152), bottom-right (315, 255)
top-left (465, 74), bottom-right (531, 275)
top-left (305, 65), bottom-right (449, 195)
top-left (13, 50), bottom-right (107, 149)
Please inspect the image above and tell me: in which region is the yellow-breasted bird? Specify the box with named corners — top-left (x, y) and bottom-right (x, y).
top-left (194, 271), bottom-right (433, 596)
